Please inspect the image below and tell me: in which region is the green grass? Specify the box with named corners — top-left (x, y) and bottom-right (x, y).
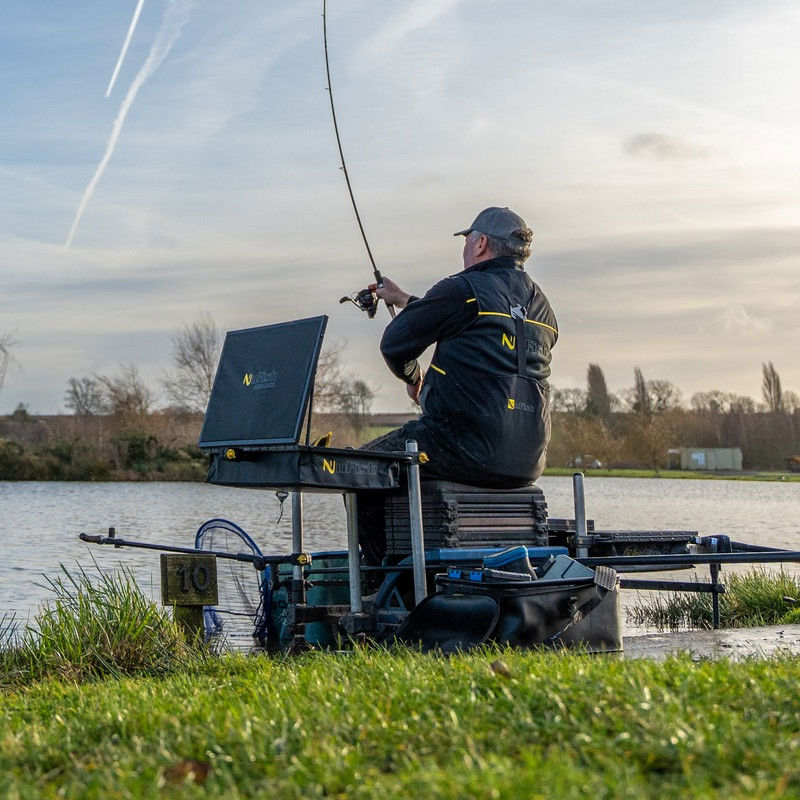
top-left (4, 648), bottom-right (800, 799)
top-left (0, 563), bottom-right (198, 687)
top-left (544, 467), bottom-right (800, 481)
top-left (629, 568), bottom-right (800, 630)
top-left (6, 569), bottom-right (800, 798)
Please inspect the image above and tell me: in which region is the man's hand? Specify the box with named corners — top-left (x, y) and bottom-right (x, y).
top-left (370, 276), bottom-right (411, 310)
top-left (407, 371), bottom-right (424, 406)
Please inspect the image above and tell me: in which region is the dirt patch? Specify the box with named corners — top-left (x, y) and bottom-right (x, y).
top-left (623, 623), bottom-right (800, 660)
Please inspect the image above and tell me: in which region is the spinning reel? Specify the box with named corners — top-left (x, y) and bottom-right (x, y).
top-left (339, 287), bottom-right (379, 318)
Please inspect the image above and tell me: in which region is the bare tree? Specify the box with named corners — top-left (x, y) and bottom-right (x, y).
top-left (64, 377), bottom-right (106, 416)
top-left (552, 387), bottom-right (587, 414)
top-left (0, 331), bottom-right (18, 398)
top-left (312, 343), bottom-right (348, 414)
top-left (762, 361), bottom-right (783, 413)
top-left (784, 391), bottom-right (800, 414)
top-left (633, 414), bottom-right (675, 470)
top-left (162, 312), bottom-right (220, 413)
top-left (585, 363), bottom-right (611, 421)
top-left (310, 343), bottom-right (375, 437)
top-left (690, 390), bottom-right (740, 414)
top-left (648, 379), bottom-right (682, 413)
top-left (95, 365), bottom-right (154, 419)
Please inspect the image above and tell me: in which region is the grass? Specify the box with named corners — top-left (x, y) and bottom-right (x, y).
top-left (544, 467), bottom-right (800, 481)
top-left (6, 570), bottom-right (800, 797)
top-left (628, 568), bottom-right (800, 630)
top-left (4, 648), bottom-right (800, 798)
top-left (0, 563), bottom-right (199, 687)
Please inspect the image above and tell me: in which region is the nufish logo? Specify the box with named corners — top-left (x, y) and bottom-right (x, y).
top-left (502, 333), bottom-right (516, 350)
top-left (507, 398), bottom-right (516, 409)
top-left (322, 458), bottom-right (336, 474)
top-left (242, 369), bottom-right (279, 390)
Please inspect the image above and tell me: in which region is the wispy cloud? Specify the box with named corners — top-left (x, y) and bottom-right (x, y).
top-left (623, 132), bottom-right (711, 160)
top-left (106, 0), bottom-right (147, 97)
top-left (362, 0), bottom-right (462, 56)
top-left (717, 304), bottom-right (772, 335)
top-left (65, 0), bottom-right (193, 249)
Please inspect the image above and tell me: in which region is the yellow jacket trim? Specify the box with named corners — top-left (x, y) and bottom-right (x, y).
top-left (525, 319), bottom-right (558, 335)
top-left (477, 310), bottom-right (558, 335)
top-left (429, 363), bottom-right (446, 375)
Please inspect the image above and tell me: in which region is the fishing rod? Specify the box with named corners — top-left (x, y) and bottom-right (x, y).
top-left (79, 529), bottom-right (310, 572)
top-left (323, 0), bottom-right (395, 320)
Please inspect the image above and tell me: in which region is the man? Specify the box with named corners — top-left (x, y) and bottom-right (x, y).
top-left (357, 207), bottom-right (557, 562)
top-left (367, 206), bottom-right (557, 481)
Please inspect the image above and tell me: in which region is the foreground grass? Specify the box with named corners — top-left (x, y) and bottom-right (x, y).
top-left (544, 466), bottom-right (800, 481)
top-left (4, 649), bottom-right (800, 799)
top-left (629, 568), bottom-right (800, 630)
top-left (6, 566), bottom-right (800, 798)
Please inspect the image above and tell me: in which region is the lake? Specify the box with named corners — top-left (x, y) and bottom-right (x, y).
top-left (2, 477), bottom-right (799, 629)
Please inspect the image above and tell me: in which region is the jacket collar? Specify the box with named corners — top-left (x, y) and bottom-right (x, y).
top-left (464, 255), bottom-right (523, 273)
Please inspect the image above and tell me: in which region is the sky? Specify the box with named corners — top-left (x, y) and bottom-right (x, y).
top-left (2, 0), bottom-right (799, 414)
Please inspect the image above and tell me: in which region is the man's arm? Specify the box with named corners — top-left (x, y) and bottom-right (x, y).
top-left (379, 275), bottom-right (474, 390)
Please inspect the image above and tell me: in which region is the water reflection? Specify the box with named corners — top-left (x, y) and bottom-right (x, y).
top-left (1, 478), bottom-right (798, 629)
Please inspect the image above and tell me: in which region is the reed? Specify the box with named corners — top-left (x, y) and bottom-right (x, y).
top-left (0, 562), bottom-right (199, 686)
top-left (628, 567), bottom-right (800, 630)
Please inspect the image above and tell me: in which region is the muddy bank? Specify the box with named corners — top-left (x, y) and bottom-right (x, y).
top-left (624, 623), bottom-right (800, 660)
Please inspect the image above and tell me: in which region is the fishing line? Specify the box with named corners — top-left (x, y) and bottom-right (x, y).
top-left (323, 0), bottom-right (395, 318)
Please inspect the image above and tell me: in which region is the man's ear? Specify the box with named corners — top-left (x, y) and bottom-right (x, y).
top-left (476, 234), bottom-right (489, 255)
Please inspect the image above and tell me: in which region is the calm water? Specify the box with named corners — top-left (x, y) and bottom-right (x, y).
top-left (1, 478), bottom-right (799, 627)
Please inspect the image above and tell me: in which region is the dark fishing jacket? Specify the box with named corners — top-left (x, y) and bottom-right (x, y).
top-left (380, 256), bottom-right (557, 487)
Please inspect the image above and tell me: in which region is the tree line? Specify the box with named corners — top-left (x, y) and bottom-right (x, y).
top-left (547, 362), bottom-right (799, 470)
top-left (0, 315), bottom-right (376, 480)
top-left (2, 318), bottom-right (797, 476)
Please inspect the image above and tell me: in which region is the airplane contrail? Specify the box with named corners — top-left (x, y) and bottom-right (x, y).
top-left (65, 0), bottom-right (193, 249)
top-left (106, 0), bottom-right (147, 98)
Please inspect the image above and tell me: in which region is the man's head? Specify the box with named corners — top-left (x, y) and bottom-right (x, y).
top-left (454, 206), bottom-right (533, 269)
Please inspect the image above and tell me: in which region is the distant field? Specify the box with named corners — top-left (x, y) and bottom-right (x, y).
top-left (545, 467), bottom-right (800, 482)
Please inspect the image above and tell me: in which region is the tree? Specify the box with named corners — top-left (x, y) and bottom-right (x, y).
top-left (630, 367), bottom-right (652, 418)
top-left (94, 365), bottom-right (153, 419)
top-left (648, 379), bottom-right (682, 413)
top-left (64, 377), bottom-right (106, 416)
top-left (0, 331), bottom-right (18, 398)
top-left (551, 387), bottom-right (587, 414)
top-left (338, 379), bottom-right (374, 433)
top-left (585, 364), bottom-right (611, 421)
top-left (161, 312), bottom-right (220, 413)
top-left (784, 391), bottom-right (800, 414)
top-left (631, 413), bottom-right (675, 470)
top-left (690, 390), bottom-right (739, 414)
top-left (762, 361), bottom-right (783, 413)
top-left (311, 342), bottom-right (374, 434)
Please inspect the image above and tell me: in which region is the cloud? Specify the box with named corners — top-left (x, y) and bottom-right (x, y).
top-left (623, 132), bottom-right (712, 160)
top-left (716, 305), bottom-right (772, 335)
top-left (361, 0), bottom-right (462, 57)
top-left (65, 0), bottom-right (194, 248)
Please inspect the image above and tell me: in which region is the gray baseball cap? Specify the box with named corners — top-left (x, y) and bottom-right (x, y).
top-left (454, 206), bottom-right (529, 242)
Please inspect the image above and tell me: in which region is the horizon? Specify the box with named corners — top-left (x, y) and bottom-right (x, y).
top-left (2, 1), bottom-right (799, 414)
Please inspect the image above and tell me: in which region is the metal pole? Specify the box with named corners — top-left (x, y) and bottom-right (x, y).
top-left (344, 493), bottom-right (363, 612)
top-left (291, 491), bottom-right (305, 604)
top-left (573, 472), bottom-right (589, 559)
top-left (710, 562), bottom-right (721, 629)
top-left (406, 440), bottom-right (427, 605)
